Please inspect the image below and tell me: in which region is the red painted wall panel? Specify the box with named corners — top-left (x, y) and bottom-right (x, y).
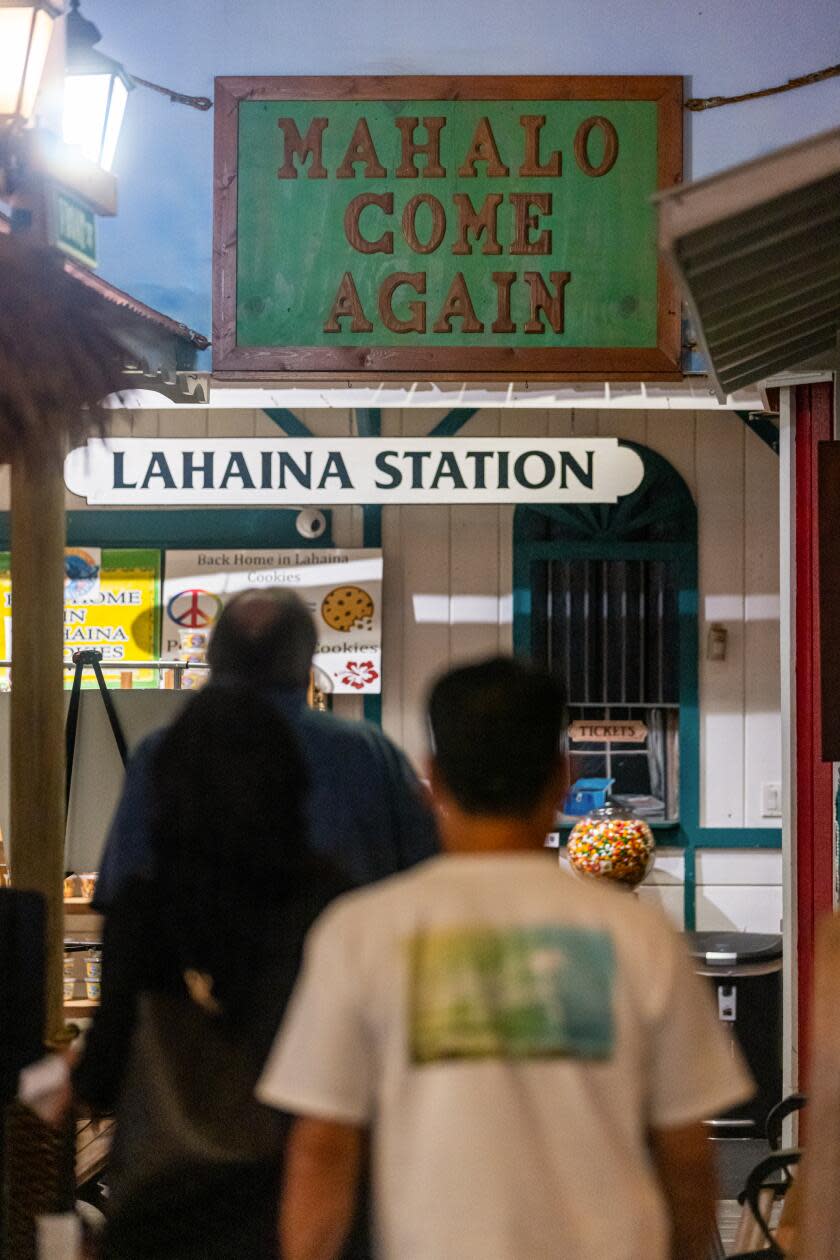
top-left (795, 381), bottom-right (835, 1076)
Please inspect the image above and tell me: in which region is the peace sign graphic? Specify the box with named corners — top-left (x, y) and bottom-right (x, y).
top-left (167, 588), bottom-right (224, 629)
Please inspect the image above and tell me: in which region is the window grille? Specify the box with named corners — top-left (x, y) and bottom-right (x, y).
top-left (531, 557), bottom-right (680, 822)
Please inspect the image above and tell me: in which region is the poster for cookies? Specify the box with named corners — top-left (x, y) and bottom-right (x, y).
top-left (161, 549), bottom-right (382, 694)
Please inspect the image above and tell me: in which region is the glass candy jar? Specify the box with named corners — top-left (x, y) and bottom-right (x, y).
top-left (566, 803), bottom-right (655, 889)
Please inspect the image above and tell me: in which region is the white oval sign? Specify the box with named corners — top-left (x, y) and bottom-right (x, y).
top-left (64, 437), bottom-right (645, 507)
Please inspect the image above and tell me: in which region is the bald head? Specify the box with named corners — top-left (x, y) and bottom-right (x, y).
top-left (207, 589), bottom-right (317, 689)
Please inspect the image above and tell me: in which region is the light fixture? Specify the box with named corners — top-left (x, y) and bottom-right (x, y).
top-left (706, 624), bottom-right (728, 662)
top-left (0, 1), bottom-right (60, 125)
top-left (63, 0), bottom-right (133, 171)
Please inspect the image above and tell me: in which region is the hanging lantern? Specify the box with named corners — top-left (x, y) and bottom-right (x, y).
top-left (0, 1), bottom-right (59, 125)
top-left (63, 0), bottom-right (133, 171)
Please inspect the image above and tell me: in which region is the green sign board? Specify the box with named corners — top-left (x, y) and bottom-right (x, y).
top-left (50, 188), bottom-right (97, 269)
top-left (214, 76), bottom-right (682, 380)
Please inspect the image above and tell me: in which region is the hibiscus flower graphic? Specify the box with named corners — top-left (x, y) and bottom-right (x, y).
top-left (339, 660), bottom-right (380, 690)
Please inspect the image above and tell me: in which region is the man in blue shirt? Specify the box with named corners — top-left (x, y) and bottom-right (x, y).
top-left (94, 589), bottom-right (438, 910)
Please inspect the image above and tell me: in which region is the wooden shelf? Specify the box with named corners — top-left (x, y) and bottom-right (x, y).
top-left (65, 996), bottom-right (99, 1034)
top-left (63, 898), bottom-right (100, 915)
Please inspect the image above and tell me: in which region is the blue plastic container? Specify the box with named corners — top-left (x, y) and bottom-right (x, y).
top-left (564, 777), bottom-right (615, 816)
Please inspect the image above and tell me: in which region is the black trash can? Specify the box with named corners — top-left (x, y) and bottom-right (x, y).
top-left (686, 931), bottom-right (783, 1137)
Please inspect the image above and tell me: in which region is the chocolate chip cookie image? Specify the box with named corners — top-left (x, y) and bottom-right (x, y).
top-left (321, 586), bottom-right (375, 632)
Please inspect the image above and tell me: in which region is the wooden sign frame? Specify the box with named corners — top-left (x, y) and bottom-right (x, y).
top-left (213, 75), bottom-right (683, 381)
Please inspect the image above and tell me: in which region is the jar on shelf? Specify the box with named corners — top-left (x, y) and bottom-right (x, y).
top-left (566, 803), bottom-right (655, 889)
top-left (79, 872), bottom-right (98, 902)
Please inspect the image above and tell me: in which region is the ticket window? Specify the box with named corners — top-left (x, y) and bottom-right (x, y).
top-left (531, 556), bottom-right (680, 823)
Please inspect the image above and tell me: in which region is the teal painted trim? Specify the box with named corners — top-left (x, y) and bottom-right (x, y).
top-left (355, 408), bottom-right (383, 725)
top-left (517, 540), bottom-right (691, 562)
top-left (262, 409), bottom-right (315, 438)
top-left (558, 824), bottom-right (680, 841)
top-left (357, 406), bottom-right (384, 552)
top-left (363, 506), bottom-right (382, 549)
top-left (676, 547), bottom-right (701, 841)
top-left (554, 826), bottom-right (780, 850)
top-left (355, 408), bottom-right (382, 437)
top-left (0, 510), bottom-right (335, 549)
top-left (512, 548), bottom-right (532, 658)
top-left (363, 497), bottom-right (382, 724)
top-left (61, 509), bottom-right (333, 550)
top-left (364, 693), bottom-right (383, 725)
top-left (429, 408), bottom-right (478, 437)
top-left (695, 829), bottom-right (782, 849)
top-left (683, 846), bottom-right (697, 931)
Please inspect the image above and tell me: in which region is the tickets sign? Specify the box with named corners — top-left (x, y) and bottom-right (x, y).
top-left (162, 548), bottom-right (383, 695)
top-left (0, 548), bottom-right (160, 688)
top-left (568, 720), bottom-right (649, 744)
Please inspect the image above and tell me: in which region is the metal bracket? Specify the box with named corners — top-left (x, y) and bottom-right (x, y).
top-left (735, 410), bottom-right (780, 455)
top-left (175, 372), bottom-right (210, 404)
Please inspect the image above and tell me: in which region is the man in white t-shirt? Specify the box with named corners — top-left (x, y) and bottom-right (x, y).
top-left (258, 656), bottom-right (753, 1260)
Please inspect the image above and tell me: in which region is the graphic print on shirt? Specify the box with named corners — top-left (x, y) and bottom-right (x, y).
top-left (408, 924), bottom-right (615, 1064)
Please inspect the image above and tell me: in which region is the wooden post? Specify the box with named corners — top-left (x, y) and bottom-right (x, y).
top-left (800, 914), bottom-right (840, 1259)
top-left (795, 383), bottom-right (836, 1073)
top-left (8, 449), bottom-right (66, 1045)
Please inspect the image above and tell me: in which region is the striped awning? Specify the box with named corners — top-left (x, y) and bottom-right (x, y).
top-left (657, 127), bottom-right (840, 400)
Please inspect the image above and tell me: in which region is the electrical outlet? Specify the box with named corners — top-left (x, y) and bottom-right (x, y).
top-left (761, 782), bottom-right (782, 818)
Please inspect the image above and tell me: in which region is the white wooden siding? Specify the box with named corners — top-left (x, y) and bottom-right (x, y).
top-left (371, 409), bottom-right (781, 834)
top-left (8, 404), bottom-right (781, 928)
top-left (49, 404), bottom-right (782, 816)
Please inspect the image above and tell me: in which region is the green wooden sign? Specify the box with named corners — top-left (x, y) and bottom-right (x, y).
top-left (214, 76), bottom-right (682, 380)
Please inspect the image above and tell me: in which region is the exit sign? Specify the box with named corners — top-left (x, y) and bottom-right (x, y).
top-left (50, 189), bottom-right (97, 268)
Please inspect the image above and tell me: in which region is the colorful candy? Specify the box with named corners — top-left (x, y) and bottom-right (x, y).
top-left (567, 809), bottom-right (655, 888)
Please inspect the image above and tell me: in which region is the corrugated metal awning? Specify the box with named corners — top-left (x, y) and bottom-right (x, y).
top-left (657, 127), bottom-right (840, 399)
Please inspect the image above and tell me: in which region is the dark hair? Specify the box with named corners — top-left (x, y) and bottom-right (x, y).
top-left (148, 685), bottom-right (315, 1015)
top-left (206, 589), bottom-right (317, 689)
top-left (428, 656), bottom-right (567, 817)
